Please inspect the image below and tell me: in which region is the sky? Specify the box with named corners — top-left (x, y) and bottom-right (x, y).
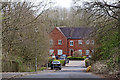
top-left (54, 0), bottom-right (73, 8)
top-left (33, 0), bottom-right (73, 9)
top-left (4, 0), bottom-right (118, 8)
top-left (33, 0), bottom-right (118, 9)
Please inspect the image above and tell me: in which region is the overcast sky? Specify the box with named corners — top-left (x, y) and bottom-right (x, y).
top-left (33, 0), bottom-right (118, 9)
top-left (4, 0), bottom-right (119, 8)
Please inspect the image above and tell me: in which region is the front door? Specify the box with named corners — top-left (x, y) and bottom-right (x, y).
top-left (69, 49), bottom-right (74, 56)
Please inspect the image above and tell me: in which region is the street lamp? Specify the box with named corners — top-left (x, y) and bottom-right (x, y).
top-left (35, 28), bottom-right (38, 72)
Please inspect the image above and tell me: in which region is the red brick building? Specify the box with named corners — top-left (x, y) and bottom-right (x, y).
top-left (49, 27), bottom-right (94, 57)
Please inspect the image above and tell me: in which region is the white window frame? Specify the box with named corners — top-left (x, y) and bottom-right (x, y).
top-left (58, 40), bottom-right (62, 45)
top-left (86, 50), bottom-right (90, 55)
top-left (78, 40), bottom-right (82, 44)
top-left (92, 40), bottom-right (94, 45)
top-left (50, 39), bottom-right (53, 45)
top-left (49, 49), bottom-right (54, 55)
top-left (70, 40), bottom-right (74, 46)
top-left (86, 40), bottom-right (90, 44)
top-left (79, 50), bottom-right (82, 55)
top-left (57, 49), bottom-right (63, 55)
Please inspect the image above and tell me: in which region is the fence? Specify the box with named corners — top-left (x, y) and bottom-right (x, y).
top-left (2, 60), bottom-right (19, 72)
top-left (2, 60), bottom-right (47, 72)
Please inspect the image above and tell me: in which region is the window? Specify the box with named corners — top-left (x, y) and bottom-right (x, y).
top-left (49, 49), bottom-right (54, 55)
top-left (78, 40), bottom-right (82, 44)
top-left (70, 40), bottom-right (74, 46)
top-left (86, 40), bottom-right (90, 44)
top-left (58, 49), bottom-right (62, 55)
top-left (92, 50), bottom-right (94, 53)
top-left (92, 40), bottom-right (94, 45)
top-left (58, 40), bottom-right (62, 45)
top-left (79, 50), bottom-right (82, 55)
top-left (50, 39), bottom-right (53, 45)
top-left (86, 50), bottom-right (90, 55)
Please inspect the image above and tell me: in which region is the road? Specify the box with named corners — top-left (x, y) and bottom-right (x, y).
top-left (20, 60), bottom-right (100, 79)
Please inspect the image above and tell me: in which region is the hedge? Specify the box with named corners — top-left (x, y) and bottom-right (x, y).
top-left (83, 56), bottom-right (87, 59)
top-left (59, 60), bottom-right (65, 65)
top-left (85, 59), bottom-right (90, 67)
top-left (67, 56), bottom-right (86, 60)
top-left (67, 56), bottom-right (87, 60)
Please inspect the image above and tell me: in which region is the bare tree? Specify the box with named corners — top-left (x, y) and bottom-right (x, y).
top-left (1, 1), bottom-right (53, 71)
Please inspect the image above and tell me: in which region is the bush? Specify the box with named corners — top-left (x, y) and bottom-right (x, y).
top-left (83, 56), bottom-right (87, 59)
top-left (91, 61), bottom-right (108, 74)
top-left (85, 59), bottom-right (90, 67)
top-left (73, 51), bottom-right (82, 57)
top-left (67, 56), bottom-right (72, 58)
top-left (40, 67), bottom-right (46, 71)
top-left (86, 66), bottom-right (91, 72)
top-left (67, 57), bottom-right (84, 60)
top-left (48, 58), bottom-right (53, 67)
top-left (59, 60), bottom-right (65, 65)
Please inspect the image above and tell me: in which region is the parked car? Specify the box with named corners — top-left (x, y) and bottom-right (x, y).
top-left (60, 55), bottom-right (69, 64)
top-left (61, 54), bottom-right (67, 58)
top-left (51, 60), bottom-right (62, 70)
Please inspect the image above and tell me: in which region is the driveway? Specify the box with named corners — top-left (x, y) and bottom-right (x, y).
top-left (20, 60), bottom-right (100, 78)
top-left (62, 60), bottom-right (86, 71)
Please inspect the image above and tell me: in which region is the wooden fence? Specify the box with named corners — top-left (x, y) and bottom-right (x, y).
top-left (2, 60), bottom-right (19, 72)
top-left (2, 60), bottom-right (46, 72)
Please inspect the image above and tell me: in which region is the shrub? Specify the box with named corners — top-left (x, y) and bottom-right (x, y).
top-left (83, 56), bottom-right (87, 59)
top-left (48, 58), bottom-right (53, 67)
top-left (91, 61), bottom-right (108, 74)
top-left (67, 56), bottom-right (72, 58)
top-left (85, 59), bottom-right (90, 67)
top-left (73, 51), bottom-right (82, 57)
top-left (67, 57), bottom-right (84, 60)
top-left (59, 60), bottom-right (65, 65)
top-left (86, 66), bottom-right (91, 72)
top-left (40, 67), bottom-right (46, 71)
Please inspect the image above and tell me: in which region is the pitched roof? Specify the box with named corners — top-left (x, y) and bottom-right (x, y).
top-left (57, 27), bottom-right (93, 39)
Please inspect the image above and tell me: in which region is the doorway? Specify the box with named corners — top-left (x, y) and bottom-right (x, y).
top-left (69, 49), bottom-right (74, 56)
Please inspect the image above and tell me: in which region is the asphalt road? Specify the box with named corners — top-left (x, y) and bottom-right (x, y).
top-left (21, 60), bottom-right (100, 78)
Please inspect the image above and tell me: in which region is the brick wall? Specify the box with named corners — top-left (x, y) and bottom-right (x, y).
top-left (67, 39), bottom-right (94, 56)
top-left (49, 28), bottom-right (95, 57)
top-left (49, 28), bottom-right (67, 56)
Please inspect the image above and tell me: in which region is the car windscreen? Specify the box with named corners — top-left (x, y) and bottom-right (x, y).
top-left (62, 55), bottom-right (66, 57)
top-left (59, 58), bottom-right (65, 60)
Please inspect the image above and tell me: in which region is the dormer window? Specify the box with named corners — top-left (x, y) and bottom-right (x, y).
top-left (58, 40), bottom-right (62, 45)
top-left (70, 40), bottom-right (74, 46)
top-left (86, 40), bottom-right (90, 44)
top-left (78, 40), bottom-right (82, 44)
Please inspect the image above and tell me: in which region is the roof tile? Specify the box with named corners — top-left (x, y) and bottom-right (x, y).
top-left (59, 27), bottom-right (93, 39)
